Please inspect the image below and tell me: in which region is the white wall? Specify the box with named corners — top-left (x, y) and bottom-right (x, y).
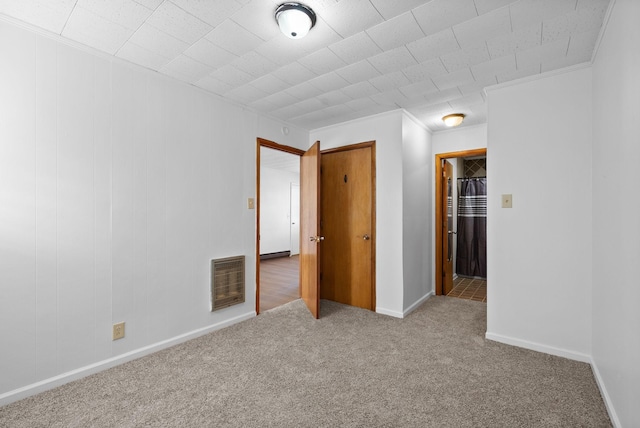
top-left (401, 114), bottom-right (432, 312)
top-left (485, 66), bottom-right (593, 360)
top-left (430, 124), bottom-right (488, 288)
top-left (591, 1), bottom-right (640, 426)
top-left (259, 167), bottom-right (298, 255)
top-left (310, 111), bottom-right (405, 317)
top-left (0, 19), bottom-right (309, 402)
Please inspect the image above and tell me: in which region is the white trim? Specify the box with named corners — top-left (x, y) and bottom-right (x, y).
top-left (432, 122), bottom-right (488, 136)
top-left (484, 62), bottom-right (592, 95)
top-left (0, 311), bottom-right (256, 406)
top-left (310, 109), bottom-right (403, 133)
top-left (403, 291), bottom-right (434, 317)
top-left (591, 0), bottom-right (617, 64)
top-left (375, 306), bottom-right (404, 318)
top-left (590, 358), bottom-right (622, 428)
top-left (402, 110), bottom-right (431, 133)
top-left (485, 332), bottom-right (591, 363)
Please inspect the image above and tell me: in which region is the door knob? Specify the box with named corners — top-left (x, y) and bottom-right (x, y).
top-left (309, 236), bottom-right (325, 242)
top-left (363, 234), bottom-right (370, 240)
top-left (448, 230), bottom-right (457, 235)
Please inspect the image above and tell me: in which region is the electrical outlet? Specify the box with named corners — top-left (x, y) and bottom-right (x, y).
top-left (112, 322), bottom-right (125, 340)
top-left (501, 194), bottom-right (513, 208)
top-left (247, 198), bottom-right (255, 209)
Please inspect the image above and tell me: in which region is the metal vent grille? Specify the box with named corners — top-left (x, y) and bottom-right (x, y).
top-left (211, 256), bottom-right (245, 311)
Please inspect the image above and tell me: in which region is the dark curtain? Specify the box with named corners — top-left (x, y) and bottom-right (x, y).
top-left (456, 178), bottom-right (487, 278)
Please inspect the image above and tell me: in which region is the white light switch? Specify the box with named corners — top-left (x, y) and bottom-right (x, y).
top-left (501, 194), bottom-right (512, 208)
top-left (247, 198), bottom-right (255, 209)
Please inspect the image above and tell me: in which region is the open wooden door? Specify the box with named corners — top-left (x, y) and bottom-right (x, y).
top-left (442, 160), bottom-right (454, 295)
top-left (300, 141), bottom-right (322, 318)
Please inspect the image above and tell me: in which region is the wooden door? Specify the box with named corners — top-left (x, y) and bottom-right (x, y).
top-left (300, 141), bottom-right (322, 318)
top-left (320, 145), bottom-right (374, 310)
top-left (442, 160), bottom-right (454, 295)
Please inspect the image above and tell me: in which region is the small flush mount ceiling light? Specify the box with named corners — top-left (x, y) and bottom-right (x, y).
top-left (442, 113), bottom-right (465, 127)
top-left (275, 2), bottom-right (317, 39)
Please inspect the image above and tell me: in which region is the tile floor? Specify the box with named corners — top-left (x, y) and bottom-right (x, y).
top-left (447, 276), bottom-right (487, 302)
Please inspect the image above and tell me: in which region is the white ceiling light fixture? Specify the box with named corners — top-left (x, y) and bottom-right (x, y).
top-left (442, 113), bottom-right (465, 127)
top-left (275, 3), bottom-right (317, 39)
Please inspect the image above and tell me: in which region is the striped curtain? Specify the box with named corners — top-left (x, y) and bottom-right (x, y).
top-left (456, 178), bottom-right (487, 278)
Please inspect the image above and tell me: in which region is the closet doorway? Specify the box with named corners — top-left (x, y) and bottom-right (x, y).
top-left (435, 148), bottom-right (487, 301)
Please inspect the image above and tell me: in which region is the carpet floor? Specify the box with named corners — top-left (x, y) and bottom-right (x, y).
top-left (0, 297), bottom-right (611, 427)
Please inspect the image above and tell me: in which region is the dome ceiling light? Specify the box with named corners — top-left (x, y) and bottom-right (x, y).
top-left (442, 114), bottom-right (465, 127)
top-left (275, 3), bottom-right (317, 39)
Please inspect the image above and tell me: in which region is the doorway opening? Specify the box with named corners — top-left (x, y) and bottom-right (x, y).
top-left (256, 138), bottom-right (304, 314)
top-left (435, 148), bottom-right (487, 301)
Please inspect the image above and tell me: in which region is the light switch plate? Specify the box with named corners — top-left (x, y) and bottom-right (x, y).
top-left (501, 194), bottom-right (512, 208)
top-left (247, 198), bottom-right (255, 209)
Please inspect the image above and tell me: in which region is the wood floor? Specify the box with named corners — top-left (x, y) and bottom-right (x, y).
top-left (259, 255), bottom-right (300, 313)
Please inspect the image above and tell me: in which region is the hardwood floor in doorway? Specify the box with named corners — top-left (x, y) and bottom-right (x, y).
top-left (260, 255), bottom-right (300, 313)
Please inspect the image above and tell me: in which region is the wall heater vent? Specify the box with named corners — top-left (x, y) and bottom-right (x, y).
top-left (211, 256), bottom-right (245, 311)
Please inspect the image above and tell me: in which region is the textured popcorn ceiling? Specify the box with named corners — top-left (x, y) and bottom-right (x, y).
top-left (0, 0), bottom-right (610, 132)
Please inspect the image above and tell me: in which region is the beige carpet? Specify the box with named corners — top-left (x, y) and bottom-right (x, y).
top-left (0, 297), bottom-right (611, 427)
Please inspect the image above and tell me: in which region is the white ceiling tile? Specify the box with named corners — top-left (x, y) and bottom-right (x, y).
top-left (368, 46), bottom-right (418, 74)
top-left (510, 0), bottom-right (577, 31)
top-left (457, 76), bottom-right (497, 95)
top-left (299, 48), bottom-right (347, 76)
top-left (542, 3), bottom-right (608, 44)
top-left (321, 0), bottom-right (384, 38)
top-left (423, 87), bottom-right (463, 106)
top-left (470, 54), bottom-right (516, 80)
top-left (432, 68), bottom-right (475, 90)
top-left (486, 24), bottom-right (542, 59)
top-left (317, 89), bottom-right (352, 107)
top-left (274, 98), bottom-right (326, 119)
top-left (342, 81), bottom-right (379, 99)
top-left (146, 1), bottom-right (212, 44)
top-left (406, 28), bottom-right (460, 63)
top-left (473, 0), bottom-right (519, 15)
top-left (541, 50), bottom-right (591, 72)
top-left (255, 37), bottom-right (309, 66)
top-left (117, 40), bottom-right (171, 70)
top-left (369, 71), bottom-right (411, 92)
top-left (515, 37), bottom-right (569, 70)
top-left (224, 84), bottom-right (269, 104)
top-left (132, 0), bottom-right (163, 9)
top-left (412, 0), bottom-right (478, 37)
top-left (366, 11), bottom-right (425, 51)
top-left (328, 31), bottom-right (382, 65)
top-left (76, 0), bottom-right (153, 30)
top-left (440, 43), bottom-right (491, 73)
top-left (272, 62), bottom-right (317, 86)
top-left (0, 0), bottom-right (76, 34)
top-left (251, 74), bottom-right (289, 95)
top-left (209, 64), bottom-right (253, 87)
top-left (231, 51), bottom-right (278, 78)
top-left (160, 54), bottom-right (212, 83)
top-left (371, 89), bottom-right (411, 107)
top-left (230, 0), bottom-right (280, 41)
top-left (398, 80), bottom-right (438, 98)
top-left (248, 98), bottom-right (279, 112)
top-left (285, 81), bottom-right (324, 99)
top-left (308, 71), bottom-right (350, 92)
top-left (345, 97), bottom-right (380, 112)
top-left (335, 60), bottom-right (381, 84)
top-left (566, 27), bottom-right (600, 58)
top-left (496, 64), bottom-right (540, 83)
top-left (263, 91), bottom-right (307, 109)
top-left (402, 58), bottom-right (448, 83)
top-left (288, 16), bottom-right (343, 54)
top-left (448, 92), bottom-right (485, 109)
top-left (62, 6), bottom-right (133, 55)
top-left (128, 23), bottom-right (189, 61)
top-left (205, 19), bottom-right (263, 56)
top-left (183, 38), bottom-right (237, 69)
top-left (453, 6), bottom-right (512, 49)
top-left (194, 76), bottom-right (233, 95)
top-left (369, 0), bottom-right (431, 20)
top-left (170, 0), bottom-right (244, 27)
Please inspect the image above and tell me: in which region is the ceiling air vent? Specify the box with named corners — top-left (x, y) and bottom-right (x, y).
top-left (211, 256), bottom-right (245, 311)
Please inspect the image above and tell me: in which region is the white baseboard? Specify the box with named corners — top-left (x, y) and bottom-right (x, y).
top-left (485, 332), bottom-right (591, 363)
top-left (376, 291), bottom-right (434, 319)
top-left (590, 357), bottom-right (621, 428)
top-left (403, 292), bottom-right (434, 317)
top-left (0, 311), bottom-right (256, 407)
